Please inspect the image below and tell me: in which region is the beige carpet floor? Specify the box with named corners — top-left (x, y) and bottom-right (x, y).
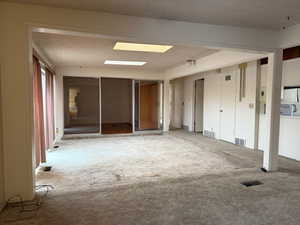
top-left (1, 130), bottom-right (300, 225)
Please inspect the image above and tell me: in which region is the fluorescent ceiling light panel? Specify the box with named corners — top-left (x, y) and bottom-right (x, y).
top-left (114, 42), bottom-right (173, 53)
top-left (104, 60), bottom-right (146, 66)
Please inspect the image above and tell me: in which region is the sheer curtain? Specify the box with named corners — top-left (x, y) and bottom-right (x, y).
top-left (33, 56), bottom-right (46, 167)
top-left (45, 68), bottom-right (55, 149)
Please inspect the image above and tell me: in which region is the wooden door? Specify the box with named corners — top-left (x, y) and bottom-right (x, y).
top-left (140, 82), bottom-right (159, 130)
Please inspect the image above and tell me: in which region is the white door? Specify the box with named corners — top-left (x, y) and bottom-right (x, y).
top-left (194, 79), bottom-right (204, 132)
top-left (219, 73), bottom-right (236, 143)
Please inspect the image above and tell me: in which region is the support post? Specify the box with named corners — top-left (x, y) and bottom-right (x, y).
top-left (132, 80), bottom-right (135, 133)
top-left (263, 49), bottom-right (283, 171)
top-left (163, 80), bottom-right (171, 132)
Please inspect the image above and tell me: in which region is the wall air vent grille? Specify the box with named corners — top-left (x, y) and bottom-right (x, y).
top-left (240, 139), bottom-right (245, 146)
top-left (225, 75), bottom-right (231, 81)
top-left (204, 130), bottom-right (215, 138)
top-left (235, 138), bottom-right (239, 145)
top-left (235, 138), bottom-right (246, 146)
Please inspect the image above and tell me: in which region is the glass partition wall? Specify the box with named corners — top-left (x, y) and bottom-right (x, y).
top-left (101, 78), bottom-right (133, 134)
top-left (63, 77), bottom-right (100, 134)
top-left (63, 77), bottom-right (163, 135)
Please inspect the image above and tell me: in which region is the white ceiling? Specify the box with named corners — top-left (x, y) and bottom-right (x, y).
top-left (33, 32), bottom-right (217, 70)
top-left (7, 0), bottom-right (300, 29)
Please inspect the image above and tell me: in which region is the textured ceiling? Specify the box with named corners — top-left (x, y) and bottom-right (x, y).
top-left (6, 0), bottom-right (300, 29)
top-left (33, 32), bottom-right (217, 70)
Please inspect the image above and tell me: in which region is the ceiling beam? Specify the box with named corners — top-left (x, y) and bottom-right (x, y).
top-left (57, 66), bottom-right (165, 80)
top-left (2, 2), bottom-right (280, 53)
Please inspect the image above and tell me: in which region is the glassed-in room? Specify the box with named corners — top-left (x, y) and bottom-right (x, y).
top-left (63, 77), bottom-right (164, 135)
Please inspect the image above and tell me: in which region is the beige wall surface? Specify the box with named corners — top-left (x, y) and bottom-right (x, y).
top-left (0, 66), bottom-right (5, 211)
top-left (0, 4), bottom-right (35, 201)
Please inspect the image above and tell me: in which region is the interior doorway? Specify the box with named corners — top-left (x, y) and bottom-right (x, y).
top-left (63, 77), bottom-right (100, 134)
top-left (135, 80), bottom-right (163, 131)
top-left (219, 73), bottom-right (236, 143)
top-left (101, 78), bottom-right (133, 134)
top-left (170, 79), bottom-right (184, 129)
top-left (194, 79), bottom-right (204, 132)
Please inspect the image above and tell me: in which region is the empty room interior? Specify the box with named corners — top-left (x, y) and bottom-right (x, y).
top-left (1, 1), bottom-right (300, 225)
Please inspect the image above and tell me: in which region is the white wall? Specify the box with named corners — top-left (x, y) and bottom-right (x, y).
top-left (234, 61), bottom-right (258, 148)
top-left (282, 58), bottom-right (300, 86)
top-left (279, 24), bottom-right (300, 49)
top-left (278, 117), bottom-right (300, 160)
top-left (166, 50), bottom-right (265, 80)
top-left (181, 61), bottom-right (258, 148)
top-left (183, 73), bottom-right (201, 131)
top-left (258, 65), bottom-right (269, 152)
top-left (259, 58), bottom-right (300, 161)
top-left (183, 70), bottom-right (222, 134)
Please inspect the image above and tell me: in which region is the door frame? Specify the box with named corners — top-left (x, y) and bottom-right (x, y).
top-left (193, 79), bottom-right (205, 133)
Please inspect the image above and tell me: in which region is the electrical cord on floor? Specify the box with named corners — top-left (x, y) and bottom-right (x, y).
top-left (0, 184), bottom-right (54, 223)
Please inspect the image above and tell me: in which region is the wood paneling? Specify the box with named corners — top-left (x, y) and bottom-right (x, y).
top-left (140, 82), bottom-right (159, 130)
top-left (101, 123), bottom-right (132, 134)
top-left (260, 46), bottom-right (300, 65)
top-left (283, 46), bottom-right (300, 61)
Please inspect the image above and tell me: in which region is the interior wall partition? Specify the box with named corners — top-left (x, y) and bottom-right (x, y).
top-left (63, 77), bottom-right (164, 135)
top-left (101, 78), bottom-right (133, 134)
top-left (63, 77), bottom-right (100, 134)
top-left (134, 80), bottom-right (163, 131)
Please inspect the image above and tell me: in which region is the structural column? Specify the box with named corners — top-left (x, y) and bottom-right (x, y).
top-left (163, 79), bottom-right (171, 132)
top-left (1, 23), bottom-right (35, 200)
top-left (263, 49), bottom-right (283, 171)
